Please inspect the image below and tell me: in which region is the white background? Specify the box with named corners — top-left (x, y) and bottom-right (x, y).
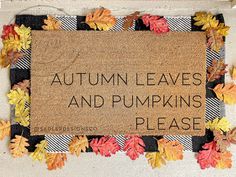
top-left (0, 1), bottom-right (236, 177)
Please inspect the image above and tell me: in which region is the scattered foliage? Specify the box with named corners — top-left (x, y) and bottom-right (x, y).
top-left (213, 83), bottom-right (236, 104)
top-left (9, 135), bottom-right (29, 158)
top-left (46, 153), bottom-right (67, 170)
top-left (69, 136), bottom-right (89, 157)
top-left (207, 59), bottom-right (227, 82)
top-left (0, 119), bottom-right (10, 140)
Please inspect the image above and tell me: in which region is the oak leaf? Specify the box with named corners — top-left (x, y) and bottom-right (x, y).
top-left (193, 12), bottom-right (219, 30)
top-left (0, 48), bottom-right (24, 68)
top-left (1, 24), bottom-right (19, 40)
top-left (123, 135), bottom-right (145, 160)
top-left (14, 25), bottom-right (31, 50)
top-left (213, 83), bottom-right (236, 104)
top-left (213, 130), bottom-right (230, 152)
top-left (206, 117), bottom-right (231, 133)
top-left (15, 105), bottom-right (30, 127)
top-left (145, 152), bottom-right (166, 169)
top-left (158, 139), bottom-right (183, 161)
top-left (30, 140), bottom-right (47, 162)
top-left (206, 29), bottom-right (224, 52)
top-left (7, 88), bottom-right (30, 106)
top-left (0, 119), bottom-right (10, 140)
top-left (42, 15), bottom-right (61, 30)
top-left (90, 136), bottom-right (120, 157)
top-left (123, 11), bottom-right (140, 30)
top-left (216, 151), bottom-right (232, 169)
top-left (230, 65), bottom-right (236, 80)
top-left (9, 135), bottom-right (29, 158)
top-left (12, 80), bottom-right (30, 93)
top-left (196, 141), bottom-right (220, 169)
top-left (69, 136), bottom-right (88, 157)
top-left (85, 8), bottom-right (116, 31)
top-left (207, 59), bottom-right (227, 82)
top-left (46, 153), bottom-right (67, 170)
top-left (228, 127), bottom-right (236, 144)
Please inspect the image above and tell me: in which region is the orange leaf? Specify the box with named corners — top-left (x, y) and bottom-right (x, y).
top-left (207, 59), bottom-right (227, 82)
top-left (216, 151), bottom-right (232, 169)
top-left (206, 29), bottom-right (224, 52)
top-left (46, 153), bottom-right (67, 170)
top-left (213, 83), bottom-right (236, 104)
top-left (42, 15), bottom-right (61, 30)
top-left (228, 127), bottom-right (236, 144)
top-left (12, 80), bottom-right (30, 93)
top-left (0, 119), bottom-right (10, 140)
top-left (123, 11), bottom-right (140, 30)
top-left (69, 136), bottom-right (89, 157)
top-left (85, 8), bottom-right (116, 31)
top-left (9, 135), bottom-right (29, 158)
top-left (0, 48), bottom-right (23, 68)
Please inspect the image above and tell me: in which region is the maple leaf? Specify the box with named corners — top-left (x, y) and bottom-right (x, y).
top-left (216, 151), bottom-right (232, 169)
top-left (196, 141), bottom-right (220, 169)
top-left (42, 15), bottom-right (61, 31)
top-left (193, 12), bottom-right (219, 30)
top-left (14, 25), bottom-right (31, 50)
top-left (206, 28), bottom-right (224, 52)
top-left (145, 152), bottom-right (166, 169)
top-left (0, 48), bottom-right (24, 68)
top-left (9, 135), bottom-right (29, 158)
top-left (213, 83), bottom-right (236, 104)
top-left (90, 136), bottom-right (120, 157)
top-left (30, 140), bottom-right (47, 162)
top-left (12, 80), bottom-right (30, 93)
top-left (46, 153), bottom-right (67, 170)
top-left (1, 24), bottom-right (19, 40)
top-left (206, 117), bottom-right (231, 133)
top-left (7, 88), bottom-right (30, 106)
top-left (213, 130), bottom-right (230, 152)
top-left (230, 65), bottom-right (236, 80)
top-left (0, 119), bottom-right (10, 140)
top-left (15, 105), bottom-right (30, 127)
top-left (158, 139), bottom-right (183, 161)
top-left (123, 135), bottom-right (145, 160)
top-left (85, 8), bottom-right (116, 31)
top-left (216, 23), bottom-right (230, 37)
top-left (207, 59), bottom-right (227, 82)
top-left (123, 11), bottom-right (140, 30)
top-left (69, 136), bottom-right (88, 157)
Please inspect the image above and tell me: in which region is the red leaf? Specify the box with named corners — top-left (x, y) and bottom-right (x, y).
top-left (123, 135), bottom-right (145, 160)
top-left (90, 136), bottom-right (120, 157)
top-left (196, 141), bottom-right (220, 169)
top-left (1, 24), bottom-right (18, 40)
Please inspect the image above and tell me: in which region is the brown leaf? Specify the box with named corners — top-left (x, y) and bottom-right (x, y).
top-left (213, 130), bottom-right (230, 152)
top-left (12, 80), bottom-right (30, 93)
top-left (0, 49), bottom-right (24, 68)
top-left (123, 11), bottom-right (140, 30)
top-left (228, 127), bottom-right (236, 144)
top-left (213, 83), bottom-right (236, 104)
top-left (207, 59), bottom-right (227, 82)
top-left (46, 153), bottom-right (67, 170)
top-left (206, 29), bottom-right (224, 52)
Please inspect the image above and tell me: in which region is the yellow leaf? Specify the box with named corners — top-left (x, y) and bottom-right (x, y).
top-left (15, 105), bottom-right (30, 127)
top-left (30, 140), bottom-right (47, 162)
top-left (14, 25), bottom-right (31, 50)
top-left (145, 152), bottom-right (166, 169)
top-left (206, 117), bottom-right (231, 133)
top-left (46, 153), bottom-right (67, 170)
top-left (216, 23), bottom-right (230, 37)
top-left (3, 34), bottom-right (21, 51)
top-left (7, 88), bottom-right (29, 106)
top-left (230, 65), bottom-right (236, 80)
top-left (213, 83), bottom-right (236, 104)
top-left (85, 8), bottom-right (116, 31)
top-left (0, 119), bottom-right (10, 140)
top-left (42, 15), bottom-right (61, 30)
top-left (69, 136), bottom-right (88, 157)
top-left (194, 12), bottom-right (219, 30)
top-left (9, 135), bottom-right (29, 158)
top-left (216, 151), bottom-right (232, 169)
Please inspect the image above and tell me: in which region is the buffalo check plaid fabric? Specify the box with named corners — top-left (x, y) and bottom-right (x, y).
top-left (10, 14), bottom-right (225, 153)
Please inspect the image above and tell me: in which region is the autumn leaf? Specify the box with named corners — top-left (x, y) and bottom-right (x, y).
top-left (9, 135), bottom-right (29, 158)
top-left (193, 12), bottom-right (219, 30)
top-left (145, 152), bottom-right (166, 169)
top-left (14, 25), bottom-right (31, 50)
top-left (7, 88), bottom-right (30, 106)
top-left (46, 153), bottom-right (67, 170)
top-left (85, 8), bottom-right (116, 31)
top-left (227, 127), bottom-right (236, 144)
top-left (0, 48), bottom-right (24, 68)
top-left (12, 80), bottom-right (30, 93)
top-left (206, 29), bottom-right (224, 52)
top-left (213, 83), bottom-right (236, 104)
top-left (69, 136), bottom-right (88, 157)
top-left (123, 135), bottom-right (145, 160)
top-left (216, 23), bottom-right (230, 37)
top-left (230, 65), bottom-right (236, 80)
top-left (14, 105), bottom-right (30, 127)
top-left (213, 130), bottom-right (230, 152)
top-left (42, 15), bottom-right (61, 30)
top-left (2, 34), bottom-right (21, 51)
top-left (90, 136), bottom-right (120, 157)
top-left (1, 24), bottom-right (19, 40)
top-left (30, 140), bottom-right (47, 162)
top-left (0, 119), bottom-right (10, 140)
top-left (123, 11), bottom-right (140, 30)
top-left (207, 59), bottom-right (227, 82)
top-left (206, 117), bottom-right (231, 133)
top-left (196, 141), bottom-right (220, 169)
top-left (158, 139), bottom-right (183, 161)
top-left (216, 151), bottom-right (232, 169)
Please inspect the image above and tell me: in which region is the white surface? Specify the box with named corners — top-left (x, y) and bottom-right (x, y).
top-left (0, 1), bottom-right (236, 177)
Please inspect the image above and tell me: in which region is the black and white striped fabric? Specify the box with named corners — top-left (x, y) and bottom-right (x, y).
top-left (10, 14), bottom-right (226, 153)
